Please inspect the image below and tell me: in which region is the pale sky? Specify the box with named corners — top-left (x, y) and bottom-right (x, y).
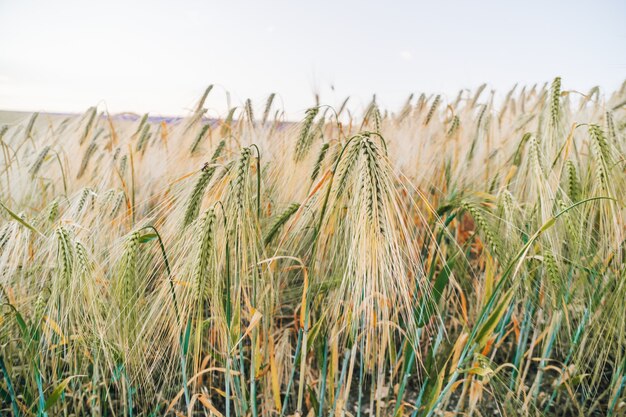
top-left (1, 0), bottom-right (625, 119)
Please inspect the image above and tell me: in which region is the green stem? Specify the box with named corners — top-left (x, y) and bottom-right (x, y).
top-left (0, 356), bottom-right (19, 416)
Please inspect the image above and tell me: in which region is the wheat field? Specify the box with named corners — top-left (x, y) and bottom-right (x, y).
top-left (0, 79), bottom-right (625, 416)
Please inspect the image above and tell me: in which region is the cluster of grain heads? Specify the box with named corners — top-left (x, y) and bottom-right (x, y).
top-left (0, 79), bottom-right (624, 416)
top-left (284, 132), bottom-right (437, 415)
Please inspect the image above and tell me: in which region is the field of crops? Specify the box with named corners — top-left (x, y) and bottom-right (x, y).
top-left (0, 79), bottom-right (625, 416)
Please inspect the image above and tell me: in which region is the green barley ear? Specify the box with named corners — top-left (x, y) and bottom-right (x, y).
top-left (362, 98), bottom-right (381, 132)
top-left (499, 83), bottom-right (518, 121)
top-left (184, 140), bottom-right (226, 226)
top-left (550, 76), bottom-right (562, 129)
top-left (136, 123), bottom-right (151, 152)
top-left (605, 111), bottom-right (619, 149)
top-left (476, 104), bottom-right (487, 129)
top-left (80, 107), bottom-right (97, 145)
top-left (470, 83), bottom-right (487, 107)
top-left (294, 107), bottom-right (319, 162)
top-left (119, 154), bottom-right (128, 177)
top-left (447, 115), bottom-right (460, 137)
top-left (543, 250), bottom-right (561, 307)
top-left (75, 241), bottom-right (91, 277)
top-left (77, 141), bottom-right (98, 179)
top-left (24, 112), bottom-right (39, 141)
top-left (452, 89), bottom-right (464, 108)
top-left (196, 85), bottom-right (213, 113)
top-left (33, 285), bottom-right (51, 324)
top-left (468, 105), bottom-right (487, 160)
top-left (589, 124), bottom-right (611, 192)
top-left (334, 138), bottom-right (361, 198)
top-left (264, 203), bottom-right (300, 246)
top-left (190, 124), bottom-right (210, 154)
top-left (111, 191), bottom-right (126, 217)
top-left (513, 132), bottom-right (532, 166)
top-left (100, 188), bottom-right (116, 208)
top-left (56, 227), bottom-right (74, 287)
top-left (557, 198), bottom-right (580, 254)
top-left (529, 135), bottom-right (546, 178)
top-left (245, 98), bottom-right (255, 124)
top-left (543, 250), bottom-right (559, 283)
top-left (47, 199), bottom-right (60, 223)
top-left (461, 201), bottom-right (502, 261)
top-left (337, 96), bottom-right (350, 117)
top-left (220, 107), bottom-right (237, 137)
top-left (311, 143), bottom-right (330, 182)
top-left (116, 231), bottom-right (140, 334)
top-left (193, 209), bottom-right (216, 302)
top-left (185, 98), bottom-right (209, 134)
top-left (496, 188), bottom-right (518, 245)
top-left (76, 187), bottom-right (94, 215)
top-left (397, 93), bottom-right (415, 122)
top-left (519, 85), bottom-right (527, 112)
top-left (189, 208), bottom-right (218, 374)
top-left (497, 188), bottom-right (515, 225)
top-left (424, 94), bottom-right (441, 126)
top-left (311, 117), bottom-right (326, 153)
top-left (360, 136), bottom-right (386, 234)
top-left (262, 93), bottom-right (276, 125)
top-left (234, 147), bottom-right (252, 211)
top-left (564, 160), bottom-right (581, 202)
top-left (415, 93), bottom-right (425, 111)
top-left (372, 105), bottom-right (382, 133)
top-left (30, 145), bottom-right (51, 177)
top-left (134, 113), bottom-right (149, 137)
